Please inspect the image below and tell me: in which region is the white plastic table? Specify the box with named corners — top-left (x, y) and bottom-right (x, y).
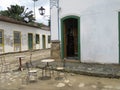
top-left (41, 59), bottom-right (55, 66)
top-left (41, 59), bottom-right (55, 80)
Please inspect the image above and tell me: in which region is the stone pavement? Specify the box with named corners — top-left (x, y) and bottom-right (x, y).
top-left (1, 48), bottom-right (120, 79)
top-left (0, 57), bottom-right (120, 90)
top-left (0, 67), bottom-right (120, 90)
top-left (1, 49), bottom-right (120, 90)
top-left (34, 59), bottom-right (120, 78)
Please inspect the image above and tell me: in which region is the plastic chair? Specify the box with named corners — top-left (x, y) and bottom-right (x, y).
top-left (25, 62), bottom-right (38, 82)
top-left (55, 59), bottom-right (67, 80)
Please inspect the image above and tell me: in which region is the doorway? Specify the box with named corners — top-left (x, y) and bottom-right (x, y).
top-left (42, 35), bottom-right (46, 49)
top-left (28, 33), bottom-right (33, 50)
top-left (61, 16), bottom-right (80, 60)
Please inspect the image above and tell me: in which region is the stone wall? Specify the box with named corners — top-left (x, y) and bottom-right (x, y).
top-left (0, 49), bottom-right (51, 65)
top-left (51, 40), bottom-right (61, 60)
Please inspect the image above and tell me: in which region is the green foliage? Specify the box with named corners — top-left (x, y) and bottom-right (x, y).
top-left (0, 4), bottom-right (35, 23)
top-left (37, 23), bottom-right (43, 28)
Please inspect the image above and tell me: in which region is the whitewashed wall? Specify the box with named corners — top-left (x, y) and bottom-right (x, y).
top-left (81, 11), bottom-right (118, 64)
top-left (51, 0), bottom-right (120, 64)
top-left (0, 21), bottom-right (51, 53)
top-left (51, 7), bottom-right (59, 40)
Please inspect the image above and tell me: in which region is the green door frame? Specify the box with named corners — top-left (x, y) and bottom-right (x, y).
top-left (118, 12), bottom-right (120, 64)
top-left (61, 15), bottom-right (81, 60)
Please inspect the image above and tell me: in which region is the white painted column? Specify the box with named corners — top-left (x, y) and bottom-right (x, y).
top-left (50, 0), bottom-right (59, 41)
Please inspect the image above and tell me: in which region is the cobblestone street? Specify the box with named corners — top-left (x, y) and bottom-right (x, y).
top-left (0, 69), bottom-right (120, 90)
top-left (0, 49), bottom-right (120, 90)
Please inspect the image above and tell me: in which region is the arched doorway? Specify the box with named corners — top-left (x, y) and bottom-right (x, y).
top-left (61, 16), bottom-right (80, 60)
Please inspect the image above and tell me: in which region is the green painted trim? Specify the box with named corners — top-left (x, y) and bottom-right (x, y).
top-left (28, 33), bottom-right (33, 50)
top-left (61, 15), bottom-right (81, 60)
top-left (0, 29), bottom-right (4, 52)
top-left (61, 19), bottom-right (64, 59)
top-left (78, 17), bottom-right (81, 60)
top-left (118, 12), bottom-right (120, 64)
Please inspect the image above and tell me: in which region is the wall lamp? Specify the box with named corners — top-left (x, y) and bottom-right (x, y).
top-left (38, 6), bottom-right (45, 15)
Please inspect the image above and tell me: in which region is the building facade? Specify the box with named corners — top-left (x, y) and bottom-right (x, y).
top-left (0, 16), bottom-right (51, 53)
top-left (50, 0), bottom-right (120, 64)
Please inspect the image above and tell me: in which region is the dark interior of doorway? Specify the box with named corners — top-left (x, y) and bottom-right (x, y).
top-left (64, 18), bottom-right (78, 60)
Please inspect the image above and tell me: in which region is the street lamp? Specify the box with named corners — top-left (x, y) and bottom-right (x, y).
top-left (38, 6), bottom-right (50, 26)
top-left (38, 6), bottom-right (45, 15)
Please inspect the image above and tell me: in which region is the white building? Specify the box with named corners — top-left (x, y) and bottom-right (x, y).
top-left (0, 16), bottom-right (51, 53)
top-left (50, 0), bottom-right (120, 64)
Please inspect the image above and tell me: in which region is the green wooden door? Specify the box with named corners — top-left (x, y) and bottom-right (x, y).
top-left (42, 35), bottom-right (46, 49)
top-left (28, 33), bottom-right (33, 50)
